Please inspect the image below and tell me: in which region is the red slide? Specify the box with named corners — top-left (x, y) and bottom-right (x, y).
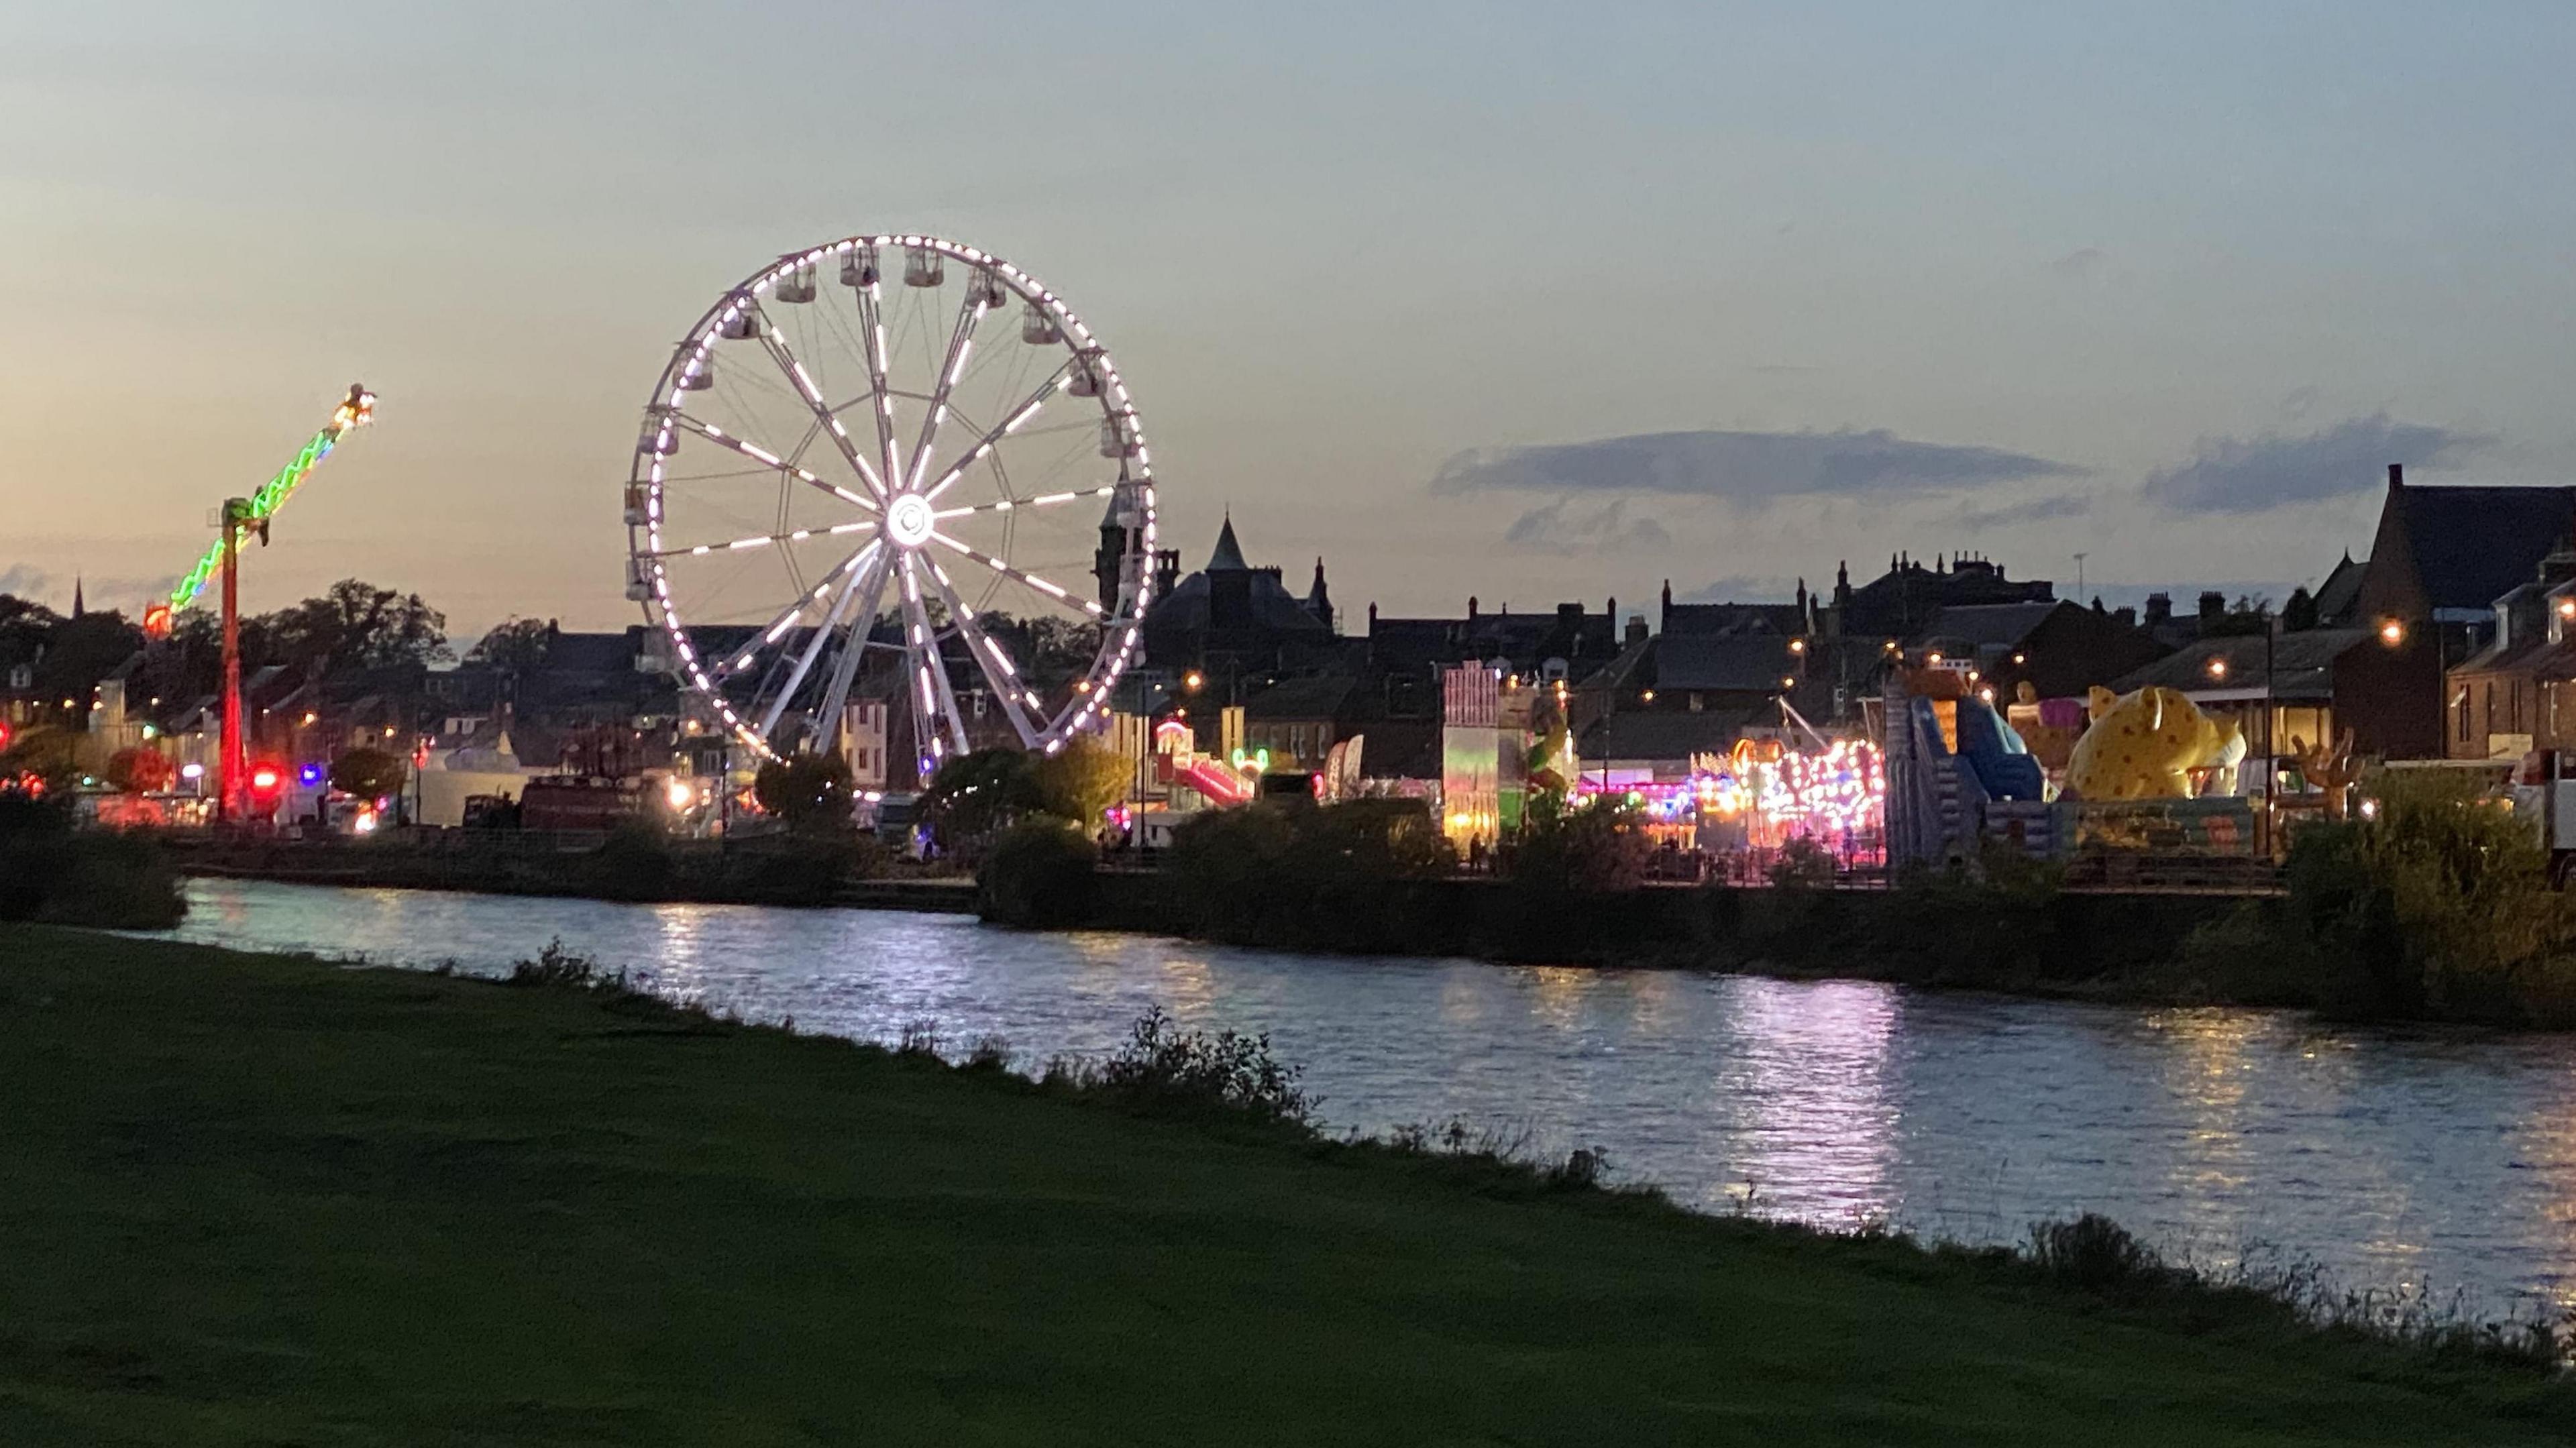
top-left (1177, 757), bottom-right (1255, 805)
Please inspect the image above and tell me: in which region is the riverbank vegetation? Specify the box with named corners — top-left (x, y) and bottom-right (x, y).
top-left (2180, 770), bottom-right (2576, 1027)
top-left (3, 925), bottom-right (2569, 1445)
top-left (973, 774), bottom-right (2576, 1027)
top-left (0, 794), bottom-right (182, 928)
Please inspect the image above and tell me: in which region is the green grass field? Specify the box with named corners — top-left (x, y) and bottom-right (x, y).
top-left (2, 926), bottom-right (2568, 1446)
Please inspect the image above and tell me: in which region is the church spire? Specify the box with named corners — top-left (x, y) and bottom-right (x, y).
top-left (71, 575), bottom-right (84, 619)
top-left (1207, 512), bottom-right (1248, 571)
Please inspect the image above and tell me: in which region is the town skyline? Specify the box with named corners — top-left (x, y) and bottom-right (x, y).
top-left (9, 2), bottom-right (2574, 638)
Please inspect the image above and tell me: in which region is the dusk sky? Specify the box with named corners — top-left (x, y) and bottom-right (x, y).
top-left (7, 1), bottom-right (2573, 640)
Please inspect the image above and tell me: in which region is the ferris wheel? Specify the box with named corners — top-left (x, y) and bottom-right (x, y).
top-left (625, 235), bottom-right (1160, 777)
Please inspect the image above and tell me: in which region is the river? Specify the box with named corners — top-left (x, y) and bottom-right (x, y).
top-left (161, 877), bottom-right (2576, 1322)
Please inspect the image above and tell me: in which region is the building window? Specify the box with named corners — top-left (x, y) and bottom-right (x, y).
top-left (2457, 687), bottom-right (2473, 744)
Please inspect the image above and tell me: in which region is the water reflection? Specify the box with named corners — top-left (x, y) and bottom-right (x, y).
top-left (157, 878), bottom-right (2576, 1321)
top-left (1718, 981), bottom-right (1898, 1224)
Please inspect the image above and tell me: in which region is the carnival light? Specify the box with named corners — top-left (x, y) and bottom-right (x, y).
top-left (153, 385), bottom-right (376, 633)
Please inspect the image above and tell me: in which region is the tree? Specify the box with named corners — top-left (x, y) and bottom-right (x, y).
top-left (330, 746), bottom-right (409, 802)
top-left (0, 726), bottom-right (83, 795)
top-left (105, 746), bottom-right (174, 795)
top-left (0, 593), bottom-right (60, 667)
top-left (920, 748), bottom-right (1034, 848)
top-left (2282, 586), bottom-right (2320, 632)
top-left (1511, 794), bottom-right (1649, 895)
top-left (753, 752), bottom-right (854, 833)
top-left (975, 614), bottom-right (1104, 691)
top-left (1026, 740), bottom-right (1128, 828)
top-left (29, 611), bottom-right (142, 705)
top-left (468, 617), bottom-right (555, 674)
top-left (259, 579), bottom-right (450, 671)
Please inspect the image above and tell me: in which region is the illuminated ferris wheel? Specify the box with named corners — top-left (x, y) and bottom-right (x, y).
top-left (625, 235), bottom-right (1160, 774)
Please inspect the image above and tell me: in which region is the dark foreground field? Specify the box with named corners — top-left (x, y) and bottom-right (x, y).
top-left (2, 927), bottom-right (2568, 1446)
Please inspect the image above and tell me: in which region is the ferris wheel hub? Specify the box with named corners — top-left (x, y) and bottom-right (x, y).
top-left (885, 493), bottom-right (935, 549)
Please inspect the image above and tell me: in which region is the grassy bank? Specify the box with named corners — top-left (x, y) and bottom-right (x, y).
top-left (3, 928), bottom-right (2569, 1444)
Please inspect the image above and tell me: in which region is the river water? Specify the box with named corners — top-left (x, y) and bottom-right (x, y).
top-left (162, 878), bottom-right (2576, 1321)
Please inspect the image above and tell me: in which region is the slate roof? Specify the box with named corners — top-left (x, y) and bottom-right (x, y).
top-left (1576, 706), bottom-right (1770, 764)
top-left (1652, 634), bottom-right (1801, 691)
top-left (1920, 602), bottom-right (2063, 653)
top-left (1241, 675), bottom-right (1356, 720)
top-left (1144, 569), bottom-right (1333, 634)
top-left (2108, 628), bottom-right (2371, 702)
top-left (1661, 600), bottom-right (1805, 636)
top-left (2399, 486), bottom-right (2576, 613)
top-left (2312, 553), bottom-right (2367, 626)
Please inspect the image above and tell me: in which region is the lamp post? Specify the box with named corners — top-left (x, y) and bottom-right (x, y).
top-left (2262, 610), bottom-right (2275, 859)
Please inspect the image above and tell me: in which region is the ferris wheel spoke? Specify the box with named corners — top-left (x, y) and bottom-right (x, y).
top-left (759, 541), bottom-right (883, 742)
top-left (921, 367), bottom-right (1075, 504)
top-left (933, 484), bottom-right (1116, 522)
top-left (710, 541), bottom-right (879, 678)
top-left (916, 553), bottom-right (1043, 746)
top-left (904, 288), bottom-right (993, 493)
top-left (929, 532), bottom-right (1108, 620)
top-left (648, 519), bottom-right (876, 559)
top-left (810, 549), bottom-right (896, 755)
top-left (851, 280), bottom-right (905, 503)
top-left (898, 556), bottom-right (973, 761)
top-left (671, 415), bottom-right (879, 512)
top-left (755, 323), bottom-right (889, 500)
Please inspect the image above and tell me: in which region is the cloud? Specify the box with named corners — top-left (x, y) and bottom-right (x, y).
top-left (1501, 498), bottom-right (1670, 552)
top-left (2143, 413), bottom-right (2489, 514)
top-left (0, 564), bottom-right (176, 612)
top-left (2051, 246), bottom-right (2107, 277)
top-left (1679, 575), bottom-right (1796, 604)
top-left (1433, 429), bottom-right (2083, 504)
top-left (1955, 494), bottom-right (2094, 530)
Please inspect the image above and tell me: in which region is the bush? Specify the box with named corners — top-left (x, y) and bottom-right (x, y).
top-left (2279, 771), bottom-right (2576, 1024)
top-left (329, 746), bottom-right (408, 803)
top-left (105, 746), bottom-right (174, 795)
top-left (2028, 1214), bottom-right (2173, 1300)
top-left (506, 938), bottom-right (608, 988)
top-left (1055, 1006), bottom-right (1311, 1126)
top-left (0, 793), bottom-right (184, 928)
top-left (1766, 836), bottom-right (1838, 889)
top-left (977, 820), bottom-right (1099, 927)
top-left (582, 820), bottom-right (674, 900)
top-left (1510, 795), bottom-right (1648, 896)
top-left (1163, 800), bottom-right (1453, 951)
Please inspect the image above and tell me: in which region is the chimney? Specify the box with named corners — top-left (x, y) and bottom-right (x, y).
top-left (2145, 592), bottom-right (2172, 626)
top-left (1625, 614), bottom-right (1649, 645)
top-left (2113, 605), bottom-right (2137, 628)
top-left (2198, 590), bottom-right (2227, 624)
top-left (1467, 595), bottom-right (1478, 620)
top-left (2389, 463), bottom-right (2405, 490)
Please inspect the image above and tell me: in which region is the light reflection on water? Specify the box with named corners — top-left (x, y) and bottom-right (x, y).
top-left (156, 879), bottom-right (2576, 1319)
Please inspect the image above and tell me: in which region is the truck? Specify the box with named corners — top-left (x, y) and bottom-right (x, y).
top-left (2511, 750), bottom-right (2576, 887)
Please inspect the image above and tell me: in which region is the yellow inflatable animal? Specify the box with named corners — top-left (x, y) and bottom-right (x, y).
top-left (2063, 685), bottom-right (2246, 800)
